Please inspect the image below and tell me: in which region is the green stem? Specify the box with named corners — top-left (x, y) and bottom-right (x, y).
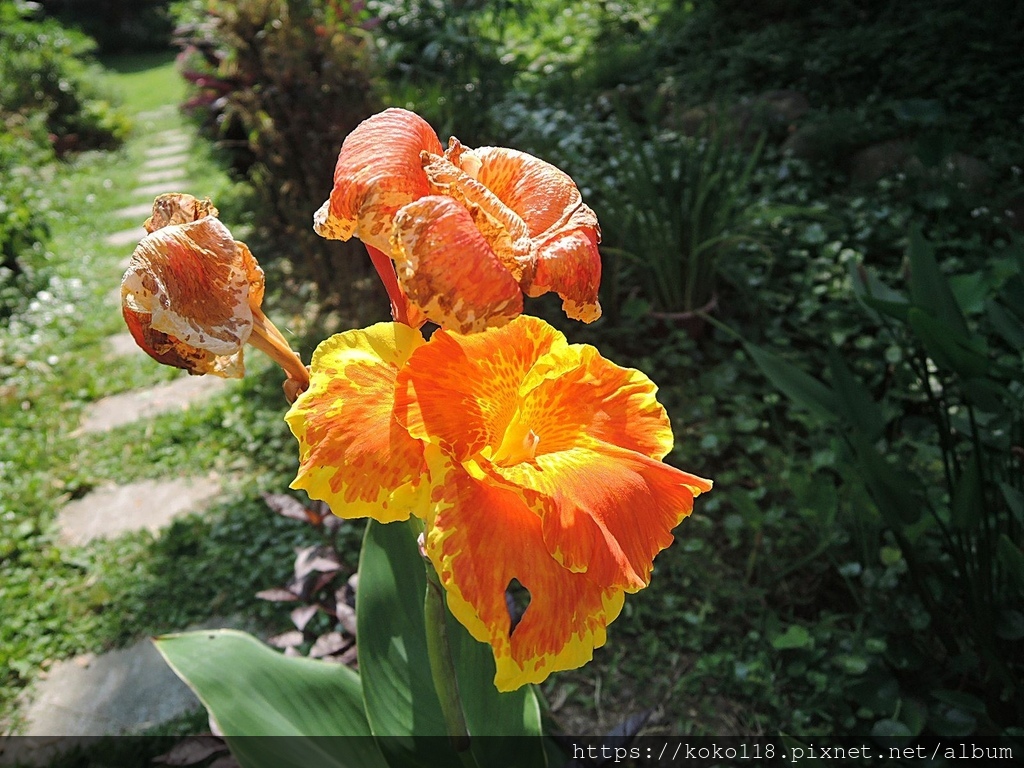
top-left (423, 561), bottom-right (477, 766)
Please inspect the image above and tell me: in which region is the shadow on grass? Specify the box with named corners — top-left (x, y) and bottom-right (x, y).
top-left (99, 50), bottom-right (179, 75)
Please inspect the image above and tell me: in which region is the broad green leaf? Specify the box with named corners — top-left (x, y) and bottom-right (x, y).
top-left (986, 300), bottom-right (1024, 349)
top-left (948, 272), bottom-right (988, 315)
top-left (772, 625), bottom-right (812, 650)
top-left (357, 519), bottom-right (452, 767)
top-left (849, 262), bottom-right (909, 321)
top-left (850, 434), bottom-right (923, 526)
top-left (153, 630), bottom-right (385, 768)
top-left (826, 346), bottom-right (885, 440)
top-left (950, 459), bottom-right (982, 531)
top-left (907, 308), bottom-right (989, 379)
top-left (906, 228), bottom-right (969, 336)
top-left (872, 719), bottom-right (914, 741)
top-left (999, 483), bottom-right (1024, 524)
top-left (744, 342), bottom-right (838, 422)
top-left (997, 534), bottom-right (1024, 592)
top-left (357, 520), bottom-right (546, 768)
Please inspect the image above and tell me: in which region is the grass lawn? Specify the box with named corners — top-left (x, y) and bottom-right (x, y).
top-left (0, 55), bottom-right (324, 732)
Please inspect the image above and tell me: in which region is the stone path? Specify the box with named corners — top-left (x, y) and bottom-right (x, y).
top-left (75, 374), bottom-right (229, 435)
top-left (15, 118), bottom-right (234, 740)
top-left (57, 477), bottom-right (222, 547)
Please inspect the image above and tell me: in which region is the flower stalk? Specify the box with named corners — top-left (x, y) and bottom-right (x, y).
top-left (423, 561), bottom-right (476, 765)
top-left (248, 306), bottom-right (310, 393)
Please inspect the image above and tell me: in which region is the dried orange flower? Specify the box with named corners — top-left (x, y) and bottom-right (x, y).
top-left (121, 193), bottom-right (308, 388)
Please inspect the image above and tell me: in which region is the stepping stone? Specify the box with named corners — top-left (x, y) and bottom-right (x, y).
top-left (112, 201), bottom-right (157, 220)
top-left (104, 225), bottom-right (146, 248)
top-left (105, 332), bottom-right (140, 357)
top-left (133, 180), bottom-right (192, 197)
top-left (56, 476), bottom-right (222, 547)
top-left (143, 154), bottom-right (188, 170)
top-left (145, 142), bottom-right (190, 158)
top-left (153, 128), bottom-right (189, 143)
top-left (136, 105), bottom-right (176, 121)
top-left (75, 375), bottom-right (231, 434)
top-left (18, 637), bottom-right (200, 737)
top-left (137, 167), bottom-right (186, 184)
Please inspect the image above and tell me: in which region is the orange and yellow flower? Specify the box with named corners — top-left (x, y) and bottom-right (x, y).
top-left (121, 193), bottom-right (309, 389)
top-left (286, 315), bottom-right (711, 690)
top-left (313, 108), bottom-right (602, 334)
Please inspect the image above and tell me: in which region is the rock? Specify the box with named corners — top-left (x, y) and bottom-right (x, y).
top-left (56, 476), bottom-right (222, 546)
top-left (849, 139), bottom-right (914, 185)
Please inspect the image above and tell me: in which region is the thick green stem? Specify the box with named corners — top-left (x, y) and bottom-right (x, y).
top-left (423, 562), bottom-right (476, 765)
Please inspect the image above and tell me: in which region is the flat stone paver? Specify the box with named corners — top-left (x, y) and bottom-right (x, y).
top-left (104, 225), bottom-right (146, 248)
top-left (152, 128), bottom-right (189, 142)
top-left (137, 168), bottom-right (186, 184)
top-left (56, 476), bottom-right (221, 547)
top-left (75, 374), bottom-right (231, 434)
top-left (112, 201), bottom-right (157, 220)
top-left (132, 180), bottom-right (192, 197)
top-left (143, 154), bottom-right (188, 170)
top-left (145, 142), bottom-right (190, 158)
top-left (19, 639), bottom-right (200, 737)
top-left (105, 332), bottom-right (139, 357)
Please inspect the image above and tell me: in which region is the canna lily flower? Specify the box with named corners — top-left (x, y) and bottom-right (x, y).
top-left (313, 108), bottom-right (602, 334)
top-left (286, 315), bottom-right (711, 690)
top-left (121, 193), bottom-right (309, 389)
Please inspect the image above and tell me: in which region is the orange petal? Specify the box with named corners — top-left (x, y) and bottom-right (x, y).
top-left (424, 449), bottom-right (625, 691)
top-left (315, 109), bottom-right (444, 253)
top-left (513, 340), bottom-right (675, 460)
top-left (491, 442), bottom-right (712, 592)
top-left (397, 316), bottom-right (567, 462)
top-left (399, 314), bottom-right (711, 592)
top-left (390, 196), bottom-right (523, 333)
top-left (286, 322), bottom-right (428, 522)
top-left (120, 216), bottom-right (264, 378)
top-left (473, 147), bottom-right (602, 322)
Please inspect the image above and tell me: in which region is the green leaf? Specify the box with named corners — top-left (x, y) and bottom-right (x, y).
top-left (986, 300), bottom-right (1024, 349)
top-left (997, 534), bottom-right (1024, 593)
top-left (744, 343), bottom-right (838, 422)
top-left (850, 262), bottom-right (909, 321)
top-left (999, 483), bottom-right (1024, 525)
top-left (357, 520), bottom-right (545, 768)
top-left (906, 228), bottom-right (969, 336)
top-left (907, 308), bottom-right (989, 378)
top-left (872, 718), bottom-right (914, 741)
top-left (950, 459), bottom-right (982, 531)
top-left (850, 434), bottom-right (924, 526)
top-left (772, 625), bottom-right (812, 650)
top-left (949, 272), bottom-right (988, 315)
top-left (153, 630), bottom-right (386, 768)
top-left (826, 346), bottom-right (885, 440)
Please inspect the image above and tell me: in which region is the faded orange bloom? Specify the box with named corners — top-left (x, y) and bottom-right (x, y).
top-left (314, 108), bottom-right (602, 334)
top-left (286, 315), bottom-right (711, 690)
top-left (121, 193), bottom-right (309, 389)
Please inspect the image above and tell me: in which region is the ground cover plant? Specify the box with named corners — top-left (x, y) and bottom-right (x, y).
top-left (2, 0), bottom-right (1021, 762)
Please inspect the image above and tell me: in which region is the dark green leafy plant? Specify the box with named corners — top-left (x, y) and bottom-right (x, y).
top-left (0, 1), bottom-right (130, 155)
top-left (744, 230), bottom-right (1024, 741)
top-left (370, 0), bottom-right (523, 146)
top-left (600, 116), bottom-right (769, 319)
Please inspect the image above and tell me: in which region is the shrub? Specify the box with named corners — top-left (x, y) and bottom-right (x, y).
top-left (745, 231), bottom-right (1024, 740)
top-left (0, 1), bottom-right (130, 155)
top-left (369, 0), bottom-right (519, 146)
top-left (173, 0), bottom-right (381, 307)
top-left (0, 120), bottom-right (54, 318)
